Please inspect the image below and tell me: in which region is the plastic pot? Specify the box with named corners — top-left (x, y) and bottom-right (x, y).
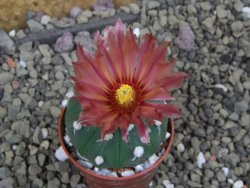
top-left (58, 108), bottom-right (175, 188)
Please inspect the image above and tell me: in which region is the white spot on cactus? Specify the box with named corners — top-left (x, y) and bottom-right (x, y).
top-left (121, 170), bottom-right (135, 177)
top-left (104, 134), bottom-right (113, 141)
top-left (73, 121), bottom-right (82, 134)
top-left (64, 135), bottom-right (72, 146)
top-left (55, 146), bottom-right (68, 161)
top-left (148, 154), bottom-right (159, 165)
top-left (165, 132), bottom-right (171, 139)
top-left (95, 156), bottom-right (104, 165)
top-left (197, 152), bottom-right (206, 168)
top-left (222, 167), bottom-right (229, 176)
top-left (128, 124), bottom-right (135, 132)
top-left (77, 152), bottom-right (89, 161)
top-left (61, 99), bottom-right (68, 107)
top-left (133, 27), bottom-right (140, 38)
top-left (66, 91), bottom-right (74, 99)
top-left (133, 146), bottom-right (144, 158)
top-left (154, 120), bottom-right (162, 126)
top-left (78, 160), bottom-right (93, 169)
top-left (135, 164), bottom-right (144, 172)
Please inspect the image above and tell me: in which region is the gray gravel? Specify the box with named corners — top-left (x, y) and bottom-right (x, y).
top-left (0, 0), bottom-right (250, 187)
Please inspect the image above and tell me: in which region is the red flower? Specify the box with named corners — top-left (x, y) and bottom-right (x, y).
top-left (73, 19), bottom-right (187, 143)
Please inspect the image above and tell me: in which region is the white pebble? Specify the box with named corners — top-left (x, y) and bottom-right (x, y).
top-left (12, 145), bottom-right (17, 150)
top-left (78, 160), bottom-right (93, 169)
top-left (148, 154), bottom-right (159, 165)
top-left (228, 179), bottom-right (234, 184)
top-left (214, 84), bottom-right (228, 92)
top-left (133, 27), bottom-right (140, 38)
top-left (222, 167), bottom-right (229, 176)
top-left (121, 170), bottom-right (135, 177)
top-left (61, 99), bottom-right (68, 107)
top-left (94, 167), bottom-right (99, 172)
top-left (135, 164), bottom-right (144, 172)
top-left (41, 15), bottom-right (51, 25)
top-left (177, 143), bottom-right (185, 152)
top-left (41, 128), bottom-right (48, 139)
top-left (104, 134), bottom-right (113, 141)
top-left (143, 161), bottom-right (151, 169)
top-left (162, 180), bottom-right (175, 188)
top-left (233, 180), bottom-right (244, 188)
top-left (64, 135), bottom-right (72, 146)
top-left (55, 146), bottom-right (68, 161)
top-left (66, 91), bottom-right (74, 98)
top-left (38, 101), bottom-right (44, 107)
top-left (154, 120), bottom-right (162, 126)
top-left (19, 60), bottom-right (27, 68)
top-left (73, 121), bottom-right (82, 130)
top-left (133, 146), bottom-right (144, 158)
top-left (197, 152), bottom-right (206, 168)
top-left (9, 30), bottom-right (16, 37)
top-left (242, 7), bottom-right (250, 18)
top-left (95, 156), bottom-right (104, 165)
top-left (165, 132), bottom-right (171, 139)
top-left (110, 172), bottom-right (118, 177)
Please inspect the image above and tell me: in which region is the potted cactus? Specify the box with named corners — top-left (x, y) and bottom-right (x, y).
top-left (58, 19), bottom-right (187, 188)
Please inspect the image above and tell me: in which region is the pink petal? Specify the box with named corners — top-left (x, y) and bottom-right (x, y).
top-left (135, 117), bottom-right (150, 144)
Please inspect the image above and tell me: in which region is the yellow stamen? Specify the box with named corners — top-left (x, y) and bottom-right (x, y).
top-left (115, 84), bottom-right (135, 107)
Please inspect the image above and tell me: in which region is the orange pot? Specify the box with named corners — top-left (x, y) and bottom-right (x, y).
top-left (58, 108), bottom-right (175, 188)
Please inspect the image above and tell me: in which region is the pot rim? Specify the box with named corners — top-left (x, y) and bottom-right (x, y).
top-left (58, 108), bottom-right (175, 181)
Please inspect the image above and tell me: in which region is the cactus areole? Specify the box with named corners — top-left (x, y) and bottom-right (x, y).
top-left (58, 19), bottom-right (186, 187)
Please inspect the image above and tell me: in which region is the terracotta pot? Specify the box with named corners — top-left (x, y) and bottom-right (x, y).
top-left (58, 108), bottom-right (175, 188)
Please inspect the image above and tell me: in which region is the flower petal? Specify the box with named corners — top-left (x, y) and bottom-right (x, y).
top-left (135, 117), bottom-right (150, 144)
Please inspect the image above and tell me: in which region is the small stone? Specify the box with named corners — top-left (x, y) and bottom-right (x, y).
top-left (231, 21), bottom-right (243, 32)
top-left (28, 164), bottom-right (42, 176)
top-left (78, 160), bottom-right (93, 169)
top-left (202, 16), bottom-right (216, 33)
top-left (54, 17), bottom-right (75, 28)
top-left (148, 154), bottom-right (159, 165)
top-left (234, 101), bottom-right (248, 113)
top-left (240, 113), bottom-right (250, 126)
top-left (50, 106), bottom-right (61, 118)
top-left (177, 143), bottom-right (185, 152)
top-left (0, 167), bottom-right (11, 179)
top-left (70, 6), bottom-right (83, 18)
top-left (28, 145), bottom-right (38, 155)
top-left (77, 14), bottom-right (89, 24)
top-left (55, 161), bottom-right (69, 172)
top-left (70, 175), bottom-right (81, 187)
top-left (0, 29), bottom-right (16, 54)
top-left (33, 127), bottom-right (43, 144)
top-left (8, 30), bottom-right (16, 37)
top-left (41, 15), bottom-right (51, 25)
top-left (160, 16), bottom-right (167, 27)
top-left (54, 32), bottom-right (74, 53)
top-left (216, 5), bottom-right (228, 19)
top-left (32, 178), bottom-right (44, 188)
top-left (129, 3), bottom-right (140, 14)
top-left (147, 1), bottom-right (160, 9)
top-left (243, 81), bottom-right (250, 90)
top-left (200, 2), bottom-right (212, 11)
top-left (27, 19), bottom-right (44, 32)
top-left (162, 180), bottom-right (174, 188)
top-left (0, 72), bottom-right (14, 85)
top-left (40, 140), bottom-right (50, 150)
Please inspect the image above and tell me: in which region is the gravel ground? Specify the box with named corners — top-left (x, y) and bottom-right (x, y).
top-left (0, 0), bottom-right (250, 187)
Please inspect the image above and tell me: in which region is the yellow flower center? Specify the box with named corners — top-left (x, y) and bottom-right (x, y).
top-left (115, 84), bottom-right (135, 107)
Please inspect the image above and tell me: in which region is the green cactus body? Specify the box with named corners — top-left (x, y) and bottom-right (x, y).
top-left (65, 97), bottom-right (168, 168)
